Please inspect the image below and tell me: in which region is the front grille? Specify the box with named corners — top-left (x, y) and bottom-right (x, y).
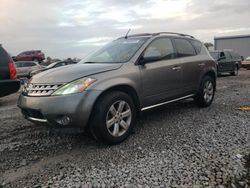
top-left (23, 83), bottom-right (62, 96)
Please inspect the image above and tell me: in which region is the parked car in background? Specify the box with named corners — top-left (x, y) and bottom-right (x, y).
top-left (242, 57), bottom-right (250, 69)
top-left (30, 60), bottom-right (77, 77)
top-left (15, 61), bottom-right (43, 78)
top-left (210, 50), bottom-right (241, 76)
top-left (14, 50), bottom-right (45, 62)
top-left (18, 32), bottom-right (217, 144)
top-left (0, 44), bottom-right (20, 97)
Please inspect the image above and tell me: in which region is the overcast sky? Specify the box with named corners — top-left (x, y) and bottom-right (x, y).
top-left (1, 0), bottom-right (250, 59)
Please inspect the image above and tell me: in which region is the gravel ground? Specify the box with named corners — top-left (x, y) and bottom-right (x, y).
top-left (0, 71), bottom-right (249, 188)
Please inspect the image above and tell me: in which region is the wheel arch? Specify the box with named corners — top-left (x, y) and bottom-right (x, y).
top-left (199, 69), bottom-right (217, 92)
top-left (97, 85), bottom-right (141, 112)
top-left (86, 84), bottom-right (141, 130)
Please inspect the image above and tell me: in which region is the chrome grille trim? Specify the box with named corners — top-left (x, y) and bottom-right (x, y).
top-left (24, 83), bottom-right (63, 96)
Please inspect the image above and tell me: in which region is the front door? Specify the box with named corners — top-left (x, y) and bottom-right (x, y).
top-left (219, 51), bottom-right (233, 71)
top-left (139, 37), bottom-right (182, 107)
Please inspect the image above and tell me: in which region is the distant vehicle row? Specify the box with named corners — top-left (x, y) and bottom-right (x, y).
top-left (30, 60), bottom-right (77, 77)
top-left (14, 60), bottom-right (77, 78)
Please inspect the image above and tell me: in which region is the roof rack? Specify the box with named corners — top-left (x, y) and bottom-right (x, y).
top-left (154, 32), bottom-right (195, 38)
top-left (123, 32), bottom-right (195, 39)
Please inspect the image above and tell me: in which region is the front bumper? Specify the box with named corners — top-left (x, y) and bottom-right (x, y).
top-left (17, 90), bottom-right (102, 129)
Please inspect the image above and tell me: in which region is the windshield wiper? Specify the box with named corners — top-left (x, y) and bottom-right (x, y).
top-left (83, 62), bottom-right (97, 64)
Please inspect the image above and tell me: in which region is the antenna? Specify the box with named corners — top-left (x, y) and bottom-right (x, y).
top-left (125, 29), bottom-right (131, 39)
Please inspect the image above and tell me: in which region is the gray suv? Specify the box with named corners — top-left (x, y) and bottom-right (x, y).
top-left (18, 32), bottom-right (217, 144)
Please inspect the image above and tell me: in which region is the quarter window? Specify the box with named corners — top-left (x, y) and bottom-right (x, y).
top-left (143, 38), bottom-right (175, 60)
top-left (190, 40), bottom-right (202, 54)
top-left (174, 38), bottom-right (196, 57)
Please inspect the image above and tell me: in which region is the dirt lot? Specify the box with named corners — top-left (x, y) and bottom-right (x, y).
top-left (0, 71), bottom-right (250, 187)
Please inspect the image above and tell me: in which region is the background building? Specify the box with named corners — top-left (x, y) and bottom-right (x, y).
top-left (214, 34), bottom-right (250, 59)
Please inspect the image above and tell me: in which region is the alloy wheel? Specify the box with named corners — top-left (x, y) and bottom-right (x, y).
top-left (106, 100), bottom-right (132, 137)
top-left (203, 80), bottom-right (214, 103)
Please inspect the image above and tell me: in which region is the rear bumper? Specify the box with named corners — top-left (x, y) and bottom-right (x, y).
top-left (17, 90), bottom-right (102, 129)
top-left (0, 80), bottom-right (20, 97)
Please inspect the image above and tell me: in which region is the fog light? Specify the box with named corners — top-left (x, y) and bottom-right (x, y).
top-left (56, 116), bottom-right (71, 126)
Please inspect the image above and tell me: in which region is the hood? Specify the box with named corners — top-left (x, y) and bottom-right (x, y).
top-left (31, 63), bottom-right (122, 84)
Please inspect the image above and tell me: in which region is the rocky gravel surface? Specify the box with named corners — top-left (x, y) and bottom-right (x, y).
top-left (0, 71), bottom-right (249, 187)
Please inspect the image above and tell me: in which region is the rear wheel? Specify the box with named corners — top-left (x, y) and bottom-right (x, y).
top-left (194, 75), bottom-right (215, 107)
top-left (90, 91), bottom-right (136, 144)
top-left (231, 65), bottom-right (238, 76)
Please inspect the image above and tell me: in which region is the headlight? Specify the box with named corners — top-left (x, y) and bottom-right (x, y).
top-left (52, 77), bottom-right (96, 96)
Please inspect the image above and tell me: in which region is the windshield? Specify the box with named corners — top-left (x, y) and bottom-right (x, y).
top-left (79, 37), bottom-right (149, 64)
top-left (46, 62), bottom-right (58, 68)
top-left (210, 52), bottom-right (219, 60)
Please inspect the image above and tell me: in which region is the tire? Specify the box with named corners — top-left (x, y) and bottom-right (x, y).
top-left (194, 75), bottom-right (215, 107)
top-left (90, 91), bottom-right (136, 144)
top-left (231, 65), bottom-right (238, 76)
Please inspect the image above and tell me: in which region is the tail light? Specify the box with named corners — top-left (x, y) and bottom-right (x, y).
top-left (8, 58), bottom-right (17, 80)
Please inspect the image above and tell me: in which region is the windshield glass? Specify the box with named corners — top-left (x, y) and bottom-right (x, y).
top-left (46, 62), bottom-right (58, 68)
top-left (210, 52), bottom-right (219, 60)
top-left (79, 37), bottom-right (149, 63)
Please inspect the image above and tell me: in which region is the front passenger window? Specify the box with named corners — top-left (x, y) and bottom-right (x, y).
top-left (143, 38), bottom-right (175, 61)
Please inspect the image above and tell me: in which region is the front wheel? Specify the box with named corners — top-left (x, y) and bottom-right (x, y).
top-left (231, 65), bottom-right (238, 76)
top-left (90, 91), bottom-right (136, 144)
top-left (194, 75), bottom-right (215, 107)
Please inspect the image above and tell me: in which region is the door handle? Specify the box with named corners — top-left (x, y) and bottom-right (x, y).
top-left (172, 66), bottom-right (181, 71)
top-left (198, 63), bottom-right (205, 66)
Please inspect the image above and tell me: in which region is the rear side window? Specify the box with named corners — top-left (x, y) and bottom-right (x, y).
top-left (25, 51), bottom-right (33, 55)
top-left (173, 38), bottom-right (196, 57)
top-left (190, 40), bottom-right (202, 54)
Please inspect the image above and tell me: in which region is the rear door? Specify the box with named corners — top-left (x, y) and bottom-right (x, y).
top-left (172, 38), bottom-right (200, 94)
top-left (224, 51), bottom-right (234, 71)
top-left (0, 46), bottom-right (10, 80)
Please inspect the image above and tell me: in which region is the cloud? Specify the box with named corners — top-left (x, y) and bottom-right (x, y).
top-left (77, 37), bottom-right (113, 46)
top-left (0, 0), bottom-right (249, 58)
